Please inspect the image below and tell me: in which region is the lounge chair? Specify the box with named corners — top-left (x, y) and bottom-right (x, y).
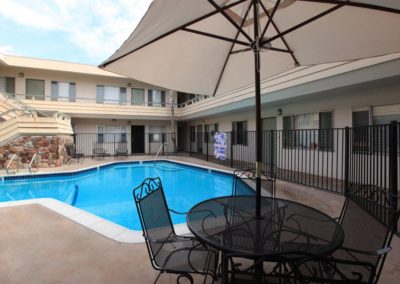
top-left (115, 143), bottom-right (128, 158)
top-left (66, 144), bottom-right (84, 163)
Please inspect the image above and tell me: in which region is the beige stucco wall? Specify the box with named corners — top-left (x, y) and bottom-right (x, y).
top-left (0, 65), bottom-right (171, 105)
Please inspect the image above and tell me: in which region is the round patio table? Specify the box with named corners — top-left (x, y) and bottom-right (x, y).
top-left (186, 195), bottom-right (344, 282)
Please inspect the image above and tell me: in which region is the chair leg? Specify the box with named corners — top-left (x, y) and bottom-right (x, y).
top-left (177, 273), bottom-right (193, 284)
top-left (154, 271), bottom-right (163, 284)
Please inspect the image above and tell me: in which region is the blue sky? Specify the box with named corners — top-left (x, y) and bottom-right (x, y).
top-left (0, 0), bottom-right (152, 65)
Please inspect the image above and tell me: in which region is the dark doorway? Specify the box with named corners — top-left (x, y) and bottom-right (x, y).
top-left (131, 125), bottom-right (145, 154)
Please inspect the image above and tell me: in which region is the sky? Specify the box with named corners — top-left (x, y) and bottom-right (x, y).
top-left (0, 0), bottom-right (153, 65)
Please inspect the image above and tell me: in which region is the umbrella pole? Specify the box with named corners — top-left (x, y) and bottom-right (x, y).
top-left (253, 0), bottom-right (262, 219)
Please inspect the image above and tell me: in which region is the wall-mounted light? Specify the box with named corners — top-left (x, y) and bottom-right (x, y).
top-left (276, 108), bottom-right (283, 116)
top-left (127, 83), bottom-right (132, 87)
top-left (111, 119), bottom-right (117, 122)
top-left (127, 121), bottom-right (131, 125)
top-left (18, 72), bottom-right (24, 78)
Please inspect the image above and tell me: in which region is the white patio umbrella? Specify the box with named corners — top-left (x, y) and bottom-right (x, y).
top-left (100, 0), bottom-right (400, 217)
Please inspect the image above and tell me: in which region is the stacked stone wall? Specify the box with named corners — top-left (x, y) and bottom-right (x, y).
top-left (0, 135), bottom-right (73, 169)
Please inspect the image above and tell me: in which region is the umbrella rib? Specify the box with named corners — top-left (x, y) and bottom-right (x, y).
top-left (211, 1), bottom-right (254, 97)
top-left (207, 0), bottom-right (253, 43)
top-left (298, 0), bottom-right (400, 14)
top-left (182, 28), bottom-right (250, 47)
top-left (100, 0), bottom-right (247, 67)
top-left (260, 0), bottom-right (281, 42)
top-left (231, 47), bottom-right (292, 54)
top-left (260, 3), bottom-right (344, 46)
top-left (258, 1), bottom-right (299, 66)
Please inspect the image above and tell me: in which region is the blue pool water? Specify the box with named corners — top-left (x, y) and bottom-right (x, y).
top-left (0, 161), bottom-right (254, 230)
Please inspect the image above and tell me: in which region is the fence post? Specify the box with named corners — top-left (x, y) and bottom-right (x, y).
top-left (270, 130), bottom-right (275, 178)
top-left (230, 132), bottom-right (234, 168)
top-left (162, 134), bottom-right (165, 156)
top-left (389, 121), bottom-right (398, 215)
top-left (114, 133), bottom-right (116, 157)
top-left (344, 127), bottom-right (350, 197)
top-left (206, 132), bottom-right (209, 161)
top-left (148, 133), bottom-right (151, 156)
top-left (189, 135), bottom-right (192, 157)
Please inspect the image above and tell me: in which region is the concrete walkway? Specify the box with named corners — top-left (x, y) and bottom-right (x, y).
top-left (0, 156), bottom-right (399, 283)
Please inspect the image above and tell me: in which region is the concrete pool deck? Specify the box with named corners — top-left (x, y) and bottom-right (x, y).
top-left (0, 156), bottom-right (399, 283)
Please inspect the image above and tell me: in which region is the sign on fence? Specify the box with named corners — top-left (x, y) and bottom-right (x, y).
top-left (214, 132), bottom-right (227, 160)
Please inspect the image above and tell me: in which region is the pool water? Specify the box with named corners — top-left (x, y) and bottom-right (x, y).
top-left (0, 161), bottom-right (254, 230)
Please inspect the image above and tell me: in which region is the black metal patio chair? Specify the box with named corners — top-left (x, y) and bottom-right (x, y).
top-left (92, 144), bottom-right (107, 159)
top-left (232, 168), bottom-right (275, 197)
top-left (133, 177), bottom-right (218, 284)
top-left (115, 143), bottom-right (128, 158)
top-left (294, 185), bottom-right (400, 284)
top-left (66, 144), bottom-right (84, 163)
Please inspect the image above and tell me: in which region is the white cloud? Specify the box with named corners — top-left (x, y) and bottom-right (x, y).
top-left (0, 0), bottom-right (153, 62)
top-left (0, 45), bottom-right (14, 55)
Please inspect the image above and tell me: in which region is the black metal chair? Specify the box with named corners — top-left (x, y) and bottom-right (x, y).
top-left (224, 253), bottom-right (297, 284)
top-left (115, 143), bottom-right (128, 158)
top-left (232, 168), bottom-right (275, 197)
top-left (92, 144), bottom-right (107, 159)
top-left (133, 177), bottom-right (218, 284)
top-left (295, 185), bottom-right (400, 284)
top-left (66, 144), bottom-right (84, 163)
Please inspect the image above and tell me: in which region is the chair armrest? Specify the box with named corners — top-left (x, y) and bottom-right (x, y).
top-left (169, 208), bottom-right (188, 215)
top-left (341, 245), bottom-right (392, 256)
top-left (143, 235), bottom-right (177, 243)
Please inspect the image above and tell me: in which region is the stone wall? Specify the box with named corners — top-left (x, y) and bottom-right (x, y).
top-left (0, 135), bottom-right (73, 170)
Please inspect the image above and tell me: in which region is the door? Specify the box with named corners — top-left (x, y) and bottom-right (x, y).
top-left (197, 125), bottom-right (203, 153)
top-left (131, 125), bottom-right (145, 154)
top-left (262, 117), bottom-right (277, 174)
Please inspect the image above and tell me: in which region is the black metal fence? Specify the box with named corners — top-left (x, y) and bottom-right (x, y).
top-left (74, 122), bottom-right (399, 225)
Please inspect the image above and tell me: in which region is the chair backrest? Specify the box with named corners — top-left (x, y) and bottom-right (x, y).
top-left (132, 177), bottom-right (176, 267)
top-left (116, 143), bottom-right (128, 152)
top-left (232, 168), bottom-right (275, 197)
top-left (340, 185), bottom-right (399, 282)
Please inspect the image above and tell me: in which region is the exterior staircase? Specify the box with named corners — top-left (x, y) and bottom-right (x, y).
top-left (0, 92), bottom-right (73, 146)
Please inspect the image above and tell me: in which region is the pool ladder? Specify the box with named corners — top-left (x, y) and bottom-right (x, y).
top-left (28, 153), bottom-right (38, 173)
top-left (154, 143), bottom-right (168, 161)
top-left (6, 154), bottom-right (18, 175)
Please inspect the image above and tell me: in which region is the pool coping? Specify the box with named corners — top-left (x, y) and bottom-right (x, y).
top-left (0, 159), bottom-right (239, 243)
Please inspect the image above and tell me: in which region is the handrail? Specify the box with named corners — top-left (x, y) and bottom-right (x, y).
top-left (0, 92), bottom-right (48, 117)
top-left (28, 153), bottom-right (38, 173)
top-left (6, 154), bottom-right (17, 174)
top-left (154, 143), bottom-right (167, 161)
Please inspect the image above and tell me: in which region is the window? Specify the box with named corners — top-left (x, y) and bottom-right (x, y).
top-left (283, 112), bottom-right (333, 150)
top-left (0, 77), bottom-right (15, 96)
top-left (319, 112), bottom-right (333, 151)
top-left (51, 81), bottom-right (76, 102)
top-left (26, 79), bottom-right (45, 100)
top-left (131, 88), bottom-right (144, 105)
top-left (204, 124), bottom-right (219, 143)
top-left (232, 121), bottom-right (247, 145)
top-left (96, 85), bottom-right (126, 105)
top-left (148, 89), bottom-right (166, 107)
top-left (96, 125), bottom-right (126, 143)
top-left (190, 126), bottom-right (196, 142)
top-left (149, 126), bottom-right (165, 143)
top-left (352, 110), bottom-right (370, 152)
top-left (97, 125), bottom-right (104, 143)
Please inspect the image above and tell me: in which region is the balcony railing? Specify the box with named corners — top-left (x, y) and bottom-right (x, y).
top-left (13, 93), bottom-right (210, 108)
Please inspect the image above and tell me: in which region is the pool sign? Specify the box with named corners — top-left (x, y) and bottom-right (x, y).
top-left (214, 132), bottom-right (227, 160)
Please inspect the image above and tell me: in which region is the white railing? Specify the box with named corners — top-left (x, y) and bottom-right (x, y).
top-left (6, 154), bottom-right (18, 174)
top-left (154, 143), bottom-right (168, 161)
top-left (28, 153), bottom-right (38, 173)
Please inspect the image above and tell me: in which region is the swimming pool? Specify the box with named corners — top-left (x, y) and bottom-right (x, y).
top-left (0, 161), bottom-right (254, 230)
